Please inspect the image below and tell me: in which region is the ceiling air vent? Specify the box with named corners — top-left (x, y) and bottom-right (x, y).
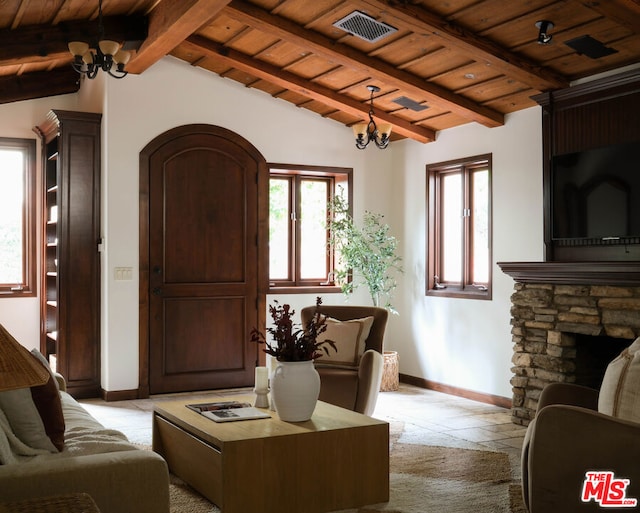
top-left (333, 11), bottom-right (397, 43)
top-left (393, 96), bottom-right (429, 112)
top-left (564, 35), bottom-right (618, 59)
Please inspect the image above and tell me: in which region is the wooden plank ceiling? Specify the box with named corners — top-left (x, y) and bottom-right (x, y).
top-left (1, 0), bottom-right (639, 143)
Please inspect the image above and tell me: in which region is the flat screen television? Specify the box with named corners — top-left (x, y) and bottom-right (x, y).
top-left (551, 140), bottom-right (640, 242)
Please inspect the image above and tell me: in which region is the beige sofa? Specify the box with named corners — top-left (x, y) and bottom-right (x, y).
top-left (0, 376), bottom-right (169, 513)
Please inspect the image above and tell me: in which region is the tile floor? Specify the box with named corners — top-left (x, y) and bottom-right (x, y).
top-left (79, 383), bottom-right (527, 482)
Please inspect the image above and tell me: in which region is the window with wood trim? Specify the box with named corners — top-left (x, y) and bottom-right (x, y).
top-left (426, 154), bottom-right (492, 299)
top-left (269, 164), bottom-right (352, 292)
top-left (0, 138), bottom-right (36, 297)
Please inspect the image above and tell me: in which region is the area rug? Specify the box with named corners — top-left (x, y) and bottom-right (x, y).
top-left (162, 421), bottom-right (527, 513)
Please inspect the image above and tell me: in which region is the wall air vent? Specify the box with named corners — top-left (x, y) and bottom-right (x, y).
top-left (393, 96), bottom-right (429, 112)
top-left (333, 11), bottom-right (397, 43)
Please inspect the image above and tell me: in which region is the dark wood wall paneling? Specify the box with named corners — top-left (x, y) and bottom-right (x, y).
top-left (533, 69), bottom-right (640, 263)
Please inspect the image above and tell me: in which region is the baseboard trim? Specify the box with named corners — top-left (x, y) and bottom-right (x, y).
top-left (399, 373), bottom-right (512, 409)
top-left (100, 376), bottom-right (511, 408)
top-left (101, 388), bottom-right (140, 402)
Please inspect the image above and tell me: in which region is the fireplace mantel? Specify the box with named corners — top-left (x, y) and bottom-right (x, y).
top-left (498, 261), bottom-right (640, 286)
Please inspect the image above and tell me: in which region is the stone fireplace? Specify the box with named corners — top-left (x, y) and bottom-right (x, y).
top-left (499, 262), bottom-right (640, 426)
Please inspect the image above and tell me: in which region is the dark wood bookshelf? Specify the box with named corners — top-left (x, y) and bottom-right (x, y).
top-left (34, 110), bottom-right (102, 399)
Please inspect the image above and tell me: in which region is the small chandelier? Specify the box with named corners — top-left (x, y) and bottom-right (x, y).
top-left (352, 85), bottom-right (392, 150)
top-left (68, 0), bottom-right (131, 79)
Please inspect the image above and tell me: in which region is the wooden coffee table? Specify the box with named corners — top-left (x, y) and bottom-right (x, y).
top-left (152, 395), bottom-right (389, 513)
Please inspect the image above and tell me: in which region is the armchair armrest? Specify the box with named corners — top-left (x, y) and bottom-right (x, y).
top-left (354, 349), bottom-right (384, 416)
top-left (527, 405), bottom-right (640, 512)
top-left (54, 373), bottom-right (67, 391)
top-left (537, 382), bottom-right (599, 411)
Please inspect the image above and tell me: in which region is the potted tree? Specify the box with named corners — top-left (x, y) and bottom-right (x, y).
top-left (328, 192), bottom-right (403, 313)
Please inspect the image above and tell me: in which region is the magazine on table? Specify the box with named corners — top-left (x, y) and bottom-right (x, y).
top-left (186, 401), bottom-right (271, 422)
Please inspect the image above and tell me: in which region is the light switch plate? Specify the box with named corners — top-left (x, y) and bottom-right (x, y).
top-left (114, 267), bottom-right (133, 281)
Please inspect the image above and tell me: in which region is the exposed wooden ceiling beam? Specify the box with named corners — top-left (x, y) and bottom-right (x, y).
top-left (0, 68), bottom-right (79, 105)
top-left (224, 0), bottom-right (504, 128)
top-left (359, 0), bottom-right (570, 91)
top-left (0, 15), bottom-right (147, 67)
top-left (126, 0), bottom-right (232, 74)
top-left (182, 35), bottom-right (436, 143)
top-left (576, 0), bottom-right (640, 33)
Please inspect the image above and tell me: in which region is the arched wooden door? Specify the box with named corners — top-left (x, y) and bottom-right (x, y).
top-left (139, 125), bottom-right (268, 395)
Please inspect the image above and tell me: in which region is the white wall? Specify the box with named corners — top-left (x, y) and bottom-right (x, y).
top-left (389, 110), bottom-right (544, 397)
top-left (100, 57), bottom-right (389, 391)
top-left (1, 56), bottom-right (544, 399)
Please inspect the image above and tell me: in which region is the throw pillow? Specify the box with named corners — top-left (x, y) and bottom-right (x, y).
top-left (29, 351), bottom-right (65, 451)
top-left (598, 337), bottom-right (640, 423)
top-left (0, 387), bottom-right (58, 453)
top-left (315, 316), bottom-right (374, 367)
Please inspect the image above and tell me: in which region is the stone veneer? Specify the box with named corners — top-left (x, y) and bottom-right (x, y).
top-left (509, 282), bottom-right (640, 426)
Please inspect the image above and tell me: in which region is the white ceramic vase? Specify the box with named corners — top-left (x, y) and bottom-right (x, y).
top-left (270, 360), bottom-right (320, 422)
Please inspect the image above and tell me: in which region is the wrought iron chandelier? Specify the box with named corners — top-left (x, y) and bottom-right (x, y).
top-left (352, 85), bottom-right (392, 150)
top-left (68, 0), bottom-right (131, 79)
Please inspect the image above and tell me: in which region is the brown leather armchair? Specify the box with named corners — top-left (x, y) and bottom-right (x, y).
top-left (521, 382), bottom-right (640, 512)
top-left (301, 305), bottom-right (388, 416)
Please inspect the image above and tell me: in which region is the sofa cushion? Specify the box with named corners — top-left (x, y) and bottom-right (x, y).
top-left (29, 351), bottom-right (65, 451)
top-left (55, 392), bottom-right (137, 458)
top-left (0, 407), bottom-right (53, 464)
top-left (60, 391), bottom-right (109, 434)
top-left (1, 391), bottom-right (137, 465)
top-left (315, 316), bottom-right (374, 367)
top-left (598, 337), bottom-right (640, 423)
top-left (0, 387), bottom-right (57, 453)
top-left (30, 349), bottom-right (59, 390)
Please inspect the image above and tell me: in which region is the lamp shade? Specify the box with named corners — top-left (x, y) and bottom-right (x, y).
top-left (82, 50), bottom-right (96, 65)
top-left (378, 123), bottom-right (392, 138)
top-left (352, 123), bottom-right (368, 139)
top-left (68, 41), bottom-right (90, 57)
top-left (0, 324), bottom-right (49, 392)
top-left (98, 40), bottom-right (121, 56)
top-left (113, 50), bottom-right (131, 65)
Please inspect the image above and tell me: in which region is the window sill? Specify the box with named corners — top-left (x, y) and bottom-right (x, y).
top-left (268, 285), bottom-right (342, 295)
top-left (426, 288), bottom-right (492, 300)
top-left (0, 289), bottom-right (36, 298)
